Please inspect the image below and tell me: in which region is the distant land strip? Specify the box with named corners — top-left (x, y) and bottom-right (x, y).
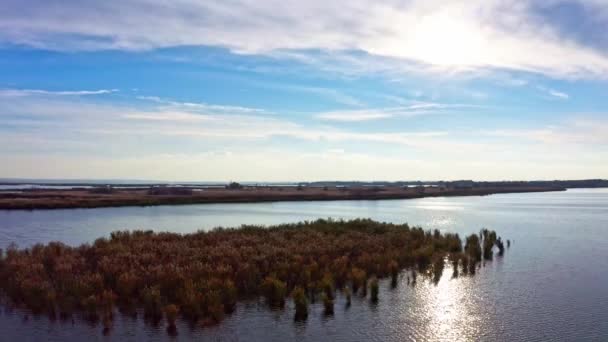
top-left (0, 182), bottom-right (576, 210)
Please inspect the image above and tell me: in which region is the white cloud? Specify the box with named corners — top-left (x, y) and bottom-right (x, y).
top-left (1, 1), bottom-right (608, 78)
top-left (548, 89), bottom-right (570, 99)
top-left (2, 93), bottom-right (607, 180)
top-left (0, 90), bottom-right (608, 180)
top-left (315, 103), bottom-right (481, 121)
top-left (0, 88), bottom-right (118, 97)
top-left (316, 110), bottom-right (394, 122)
top-left (537, 86), bottom-right (570, 99)
top-left (136, 96), bottom-right (270, 114)
top-left (122, 112), bottom-right (213, 122)
top-left (284, 86), bottom-right (365, 107)
top-left (0, 94), bottom-right (464, 153)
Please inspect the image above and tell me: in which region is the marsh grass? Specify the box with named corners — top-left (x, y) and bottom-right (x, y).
top-left (0, 219), bottom-right (503, 335)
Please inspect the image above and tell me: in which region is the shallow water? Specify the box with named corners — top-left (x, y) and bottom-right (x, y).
top-left (1, 189), bottom-right (607, 341)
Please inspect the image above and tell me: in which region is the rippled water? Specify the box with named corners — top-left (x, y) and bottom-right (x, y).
top-left (1, 189), bottom-right (608, 341)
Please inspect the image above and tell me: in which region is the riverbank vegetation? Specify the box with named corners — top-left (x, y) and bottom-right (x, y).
top-left (0, 219), bottom-right (505, 335)
top-left (0, 184), bottom-right (566, 210)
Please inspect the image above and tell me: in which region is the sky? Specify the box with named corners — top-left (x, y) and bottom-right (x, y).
top-left (1, 0), bottom-right (608, 182)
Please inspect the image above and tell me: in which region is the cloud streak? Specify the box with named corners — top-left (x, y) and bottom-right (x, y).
top-left (0, 88), bottom-right (118, 97)
top-left (537, 86), bottom-right (570, 99)
top-left (315, 103), bottom-right (483, 121)
top-left (136, 96), bottom-right (270, 115)
top-left (0, 93), bottom-right (461, 151)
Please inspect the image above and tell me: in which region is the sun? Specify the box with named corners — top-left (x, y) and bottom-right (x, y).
top-left (410, 11), bottom-right (487, 67)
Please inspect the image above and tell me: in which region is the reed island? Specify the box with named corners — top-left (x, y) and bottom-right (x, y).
top-left (0, 219), bottom-right (506, 335)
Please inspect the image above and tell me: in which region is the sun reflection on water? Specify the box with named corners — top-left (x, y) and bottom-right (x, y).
top-left (407, 264), bottom-right (484, 341)
top-left (410, 198), bottom-right (466, 212)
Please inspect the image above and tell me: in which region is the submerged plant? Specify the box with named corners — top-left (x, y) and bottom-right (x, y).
top-left (389, 260), bottom-right (399, 289)
top-left (450, 254), bottom-right (460, 278)
top-left (343, 287), bottom-right (352, 308)
top-left (321, 293), bottom-right (334, 315)
top-left (370, 276), bottom-right (379, 303)
top-left (431, 256), bottom-right (445, 284)
top-left (142, 286), bottom-right (163, 321)
top-left (292, 287), bottom-right (308, 321)
top-left (496, 238), bottom-right (505, 256)
top-left (261, 277), bottom-right (287, 308)
top-left (164, 304), bottom-right (179, 336)
top-left (351, 267), bottom-right (367, 295)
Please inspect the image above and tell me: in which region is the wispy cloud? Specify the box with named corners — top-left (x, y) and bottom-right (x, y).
top-left (315, 103), bottom-right (482, 121)
top-left (548, 89), bottom-right (570, 99)
top-left (1, 1), bottom-right (608, 79)
top-left (286, 86), bottom-right (365, 107)
top-left (122, 112), bottom-right (213, 122)
top-left (0, 94), bottom-right (452, 148)
top-left (0, 88), bottom-right (118, 97)
top-left (316, 110), bottom-right (394, 122)
top-left (136, 96), bottom-right (270, 114)
top-left (2, 93), bottom-right (607, 180)
top-left (537, 86), bottom-right (570, 99)
top-left (245, 82), bottom-right (366, 107)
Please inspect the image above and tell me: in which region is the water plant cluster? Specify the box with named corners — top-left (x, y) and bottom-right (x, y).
top-left (0, 219), bottom-right (504, 335)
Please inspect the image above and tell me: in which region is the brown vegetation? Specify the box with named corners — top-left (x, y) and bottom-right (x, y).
top-left (0, 185), bottom-right (566, 210)
top-left (0, 219), bottom-right (504, 335)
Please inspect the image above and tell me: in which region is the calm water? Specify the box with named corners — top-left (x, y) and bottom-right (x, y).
top-left (1, 189), bottom-right (607, 341)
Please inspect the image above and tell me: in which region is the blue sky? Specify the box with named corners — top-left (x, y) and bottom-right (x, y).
top-left (1, 0), bottom-right (607, 181)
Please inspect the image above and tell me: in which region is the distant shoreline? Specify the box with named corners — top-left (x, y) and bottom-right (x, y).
top-left (0, 185), bottom-right (569, 210)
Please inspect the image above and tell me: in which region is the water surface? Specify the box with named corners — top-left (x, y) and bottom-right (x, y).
top-left (1, 189), bottom-right (607, 341)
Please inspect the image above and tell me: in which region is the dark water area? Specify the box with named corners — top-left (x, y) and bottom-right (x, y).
top-left (1, 189), bottom-right (607, 341)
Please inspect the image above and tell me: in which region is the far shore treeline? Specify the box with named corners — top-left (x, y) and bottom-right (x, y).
top-left (0, 219), bottom-right (506, 336)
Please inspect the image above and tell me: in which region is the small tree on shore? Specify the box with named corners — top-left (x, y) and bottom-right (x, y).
top-left (226, 182), bottom-right (243, 190)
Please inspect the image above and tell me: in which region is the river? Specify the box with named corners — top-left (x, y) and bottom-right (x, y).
top-left (1, 189), bottom-right (607, 341)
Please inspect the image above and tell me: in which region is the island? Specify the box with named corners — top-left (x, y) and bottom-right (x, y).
top-left (2, 179), bottom-right (605, 210)
top-left (0, 219), bottom-right (505, 335)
